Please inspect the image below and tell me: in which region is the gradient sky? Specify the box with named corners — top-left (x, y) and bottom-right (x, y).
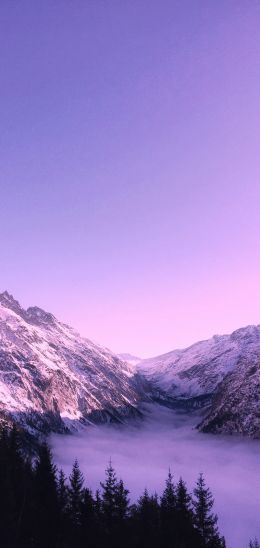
top-left (1, 1), bottom-right (260, 357)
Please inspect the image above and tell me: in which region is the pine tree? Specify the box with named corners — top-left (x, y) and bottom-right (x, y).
top-left (67, 459), bottom-right (85, 547)
top-left (249, 540), bottom-right (260, 548)
top-left (8, 427), bottom-right (29, 547)
top-left (80, 487), bottom-right (95, 547)
top-left (0, 427), bottom-right (25, 546)
top-left (113, 478), bottom-right (130, 548)
top-left (0, 431), bottom-right (9, 544)
top-left (57, 469), bottom-right (69, 547)
top-left (94, 489), bottom-right (105, 547)
top-left (100, 460), bottom-right (118, 528)
top-left (95, 489), bottom-right (102, 519)
top-left (160, 470), bottom-right (177, 546)
top-left (115, 478), bottom-right (130, 521)
top-left (0, 430), bottom-right (229, 548)
top-left (100, 461), bottom-right (126, 547)
top-left (175, 476), bottom-right (202, 547)
top-left (134, 489), bottom-right (160, 548)
top-left (33, 443), bottom-right (59, 548)
top-left (57, 468), bottom-right (69, 514)
top-left (161, 469), bottom-right (176, 515)
top-left (68, 459), bottom-right (84, 526)
top-left (193, 473), bottom-right (225, 547)
top-left (176, 477), bottom-right (192, 517)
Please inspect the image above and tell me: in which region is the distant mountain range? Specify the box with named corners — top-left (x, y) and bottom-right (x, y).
top-left (0, 291), bottom-right (259, 440)
top-left (134, 328), bottom-right (260, 437)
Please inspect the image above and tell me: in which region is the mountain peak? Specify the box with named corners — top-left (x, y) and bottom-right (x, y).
top-left (0, 290), bottom-right (17, 303)
top-left (0, 291), bottom-right (144, 438)
top-left (0, 291), bottom-right (25, 317)
top-left (26, 306), bottom-right (56, 326)
top-left (0, 291), bottom-right (57, 327)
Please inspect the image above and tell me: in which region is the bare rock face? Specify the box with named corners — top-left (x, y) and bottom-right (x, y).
top-left (137, 326), bottom-right (260, 438)
top-left (0, 292), bottom-right (145, 439)
top-left (199, 354), bottom-right (260, 438)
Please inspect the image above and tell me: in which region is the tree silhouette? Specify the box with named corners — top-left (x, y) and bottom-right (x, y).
top-left (0, 428), bottom-right (233, 548)
top-left (249, 540), bottom-right (260, 548)
top-left (193, 473), bottom-right (225, 547)
top-left (33, 443), bottom-right (59, 547)
top-left (100, 460), bottom-right (118, 526)
top-left (133, 489), bottom-right (160, 548)
top-left (68, 459), bottom-right (84, 522)
top-left (160, 470), bottom-right (176, 546)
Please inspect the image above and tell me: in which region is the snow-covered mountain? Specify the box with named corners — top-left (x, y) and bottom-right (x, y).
top-left (137, 327), bottom-right (260, 437)
top-left (0, 290), bottom-right (259, 440)
top-left (0, 291), bottom-right (146, 439)
top-left (199, 349), bottom-right (260, 437)
top-left (117, 353), bottom-right (142, 367)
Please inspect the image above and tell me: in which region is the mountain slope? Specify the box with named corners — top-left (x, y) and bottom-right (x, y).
top-left (0, 291), bottom-right (145, 438)
top-left (117, 353), bottom-right (142, 367)
top-left (0, 291), bottom-right (259, 439)
top-left (199, 353), bottom-right (260, 437)
top-left (137, 327), bottom-right (260, 437)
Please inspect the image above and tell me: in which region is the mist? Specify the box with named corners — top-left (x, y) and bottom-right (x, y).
top-left (51, 405), bottom-right (260, 548)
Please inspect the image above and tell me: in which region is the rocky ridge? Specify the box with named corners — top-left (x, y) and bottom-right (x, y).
top-left (0, 291), bottom-right (146, 439)
top-left (136, 326), bottom-right (260, 437)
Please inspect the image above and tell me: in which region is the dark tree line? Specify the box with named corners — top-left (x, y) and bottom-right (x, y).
top-left (0, 427), bottom-right (229, 547)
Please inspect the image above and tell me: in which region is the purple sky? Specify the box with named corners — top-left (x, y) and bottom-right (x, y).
top-left (1, 1), bottom-right (260, 357)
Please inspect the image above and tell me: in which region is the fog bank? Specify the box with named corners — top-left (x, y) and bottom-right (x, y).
top-left (51, 405), bottom-right (260, 548)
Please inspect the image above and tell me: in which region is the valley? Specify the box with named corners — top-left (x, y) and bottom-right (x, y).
top-left (51, 404), bottom-right (260, 548)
